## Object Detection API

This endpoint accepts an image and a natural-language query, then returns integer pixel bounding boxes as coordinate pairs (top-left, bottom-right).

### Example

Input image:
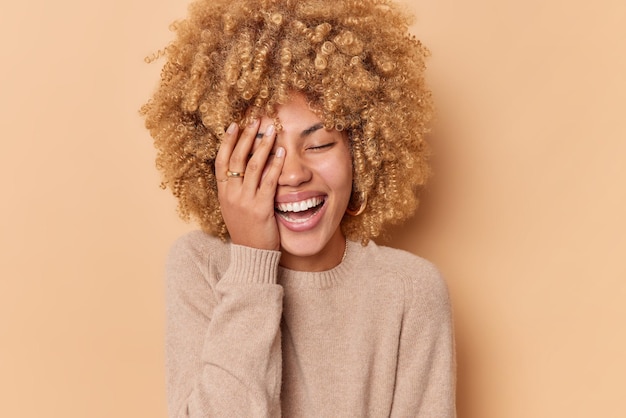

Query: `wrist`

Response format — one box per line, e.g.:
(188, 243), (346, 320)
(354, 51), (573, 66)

(222, 244), (282, 285)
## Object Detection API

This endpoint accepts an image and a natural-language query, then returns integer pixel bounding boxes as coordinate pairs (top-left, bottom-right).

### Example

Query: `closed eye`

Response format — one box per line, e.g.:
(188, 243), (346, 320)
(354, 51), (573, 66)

(307, 142), (335, 151)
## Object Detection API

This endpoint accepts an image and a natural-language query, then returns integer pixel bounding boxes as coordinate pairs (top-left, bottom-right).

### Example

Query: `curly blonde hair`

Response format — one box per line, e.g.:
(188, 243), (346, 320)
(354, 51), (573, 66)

(141, 0), (433, 244)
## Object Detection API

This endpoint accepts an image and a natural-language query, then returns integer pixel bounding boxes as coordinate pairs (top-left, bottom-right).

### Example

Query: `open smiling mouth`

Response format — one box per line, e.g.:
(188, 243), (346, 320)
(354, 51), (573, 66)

(275, 196), (326, 223)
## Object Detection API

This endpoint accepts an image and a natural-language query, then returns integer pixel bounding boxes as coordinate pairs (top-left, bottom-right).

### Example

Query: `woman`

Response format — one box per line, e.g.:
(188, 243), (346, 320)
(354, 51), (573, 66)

(142, 0), (456, 416)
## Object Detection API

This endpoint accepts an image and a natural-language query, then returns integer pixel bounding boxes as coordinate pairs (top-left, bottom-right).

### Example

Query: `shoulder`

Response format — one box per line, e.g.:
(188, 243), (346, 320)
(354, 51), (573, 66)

(167, 230), (227, 266)
(165, 230), (229, 290)
(362, 241), (442, 286)
(363, 242), (451, 317)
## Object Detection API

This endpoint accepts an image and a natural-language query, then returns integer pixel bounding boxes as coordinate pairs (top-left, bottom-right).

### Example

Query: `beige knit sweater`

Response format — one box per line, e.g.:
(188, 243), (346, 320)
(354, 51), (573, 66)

(165, 231), (456, 417)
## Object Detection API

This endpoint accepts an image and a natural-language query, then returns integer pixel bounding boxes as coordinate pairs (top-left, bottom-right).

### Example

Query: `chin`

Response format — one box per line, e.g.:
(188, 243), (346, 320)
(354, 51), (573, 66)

(279, 231), (327, 258)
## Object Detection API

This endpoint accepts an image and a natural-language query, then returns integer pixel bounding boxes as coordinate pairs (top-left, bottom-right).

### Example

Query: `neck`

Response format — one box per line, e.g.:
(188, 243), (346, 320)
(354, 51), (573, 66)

(279, 229), (346, 272)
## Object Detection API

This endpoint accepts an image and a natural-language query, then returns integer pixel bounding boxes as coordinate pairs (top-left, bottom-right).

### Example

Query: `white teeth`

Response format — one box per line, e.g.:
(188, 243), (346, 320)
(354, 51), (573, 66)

(276, 197), (324, 213)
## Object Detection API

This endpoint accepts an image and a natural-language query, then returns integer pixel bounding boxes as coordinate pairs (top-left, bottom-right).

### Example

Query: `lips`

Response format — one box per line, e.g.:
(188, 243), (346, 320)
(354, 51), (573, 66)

(275, 195), (327, 229)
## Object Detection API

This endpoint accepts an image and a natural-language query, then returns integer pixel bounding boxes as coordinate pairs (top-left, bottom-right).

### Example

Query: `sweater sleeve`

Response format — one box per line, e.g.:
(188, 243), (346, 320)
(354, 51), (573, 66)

(165, 235), (284, 418)
(389, 262), (457, 418)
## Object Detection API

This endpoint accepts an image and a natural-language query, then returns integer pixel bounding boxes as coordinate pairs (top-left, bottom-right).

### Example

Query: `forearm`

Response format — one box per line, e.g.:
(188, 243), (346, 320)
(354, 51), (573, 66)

(166, 239), (284, 417)
(183, 282), (283, 417)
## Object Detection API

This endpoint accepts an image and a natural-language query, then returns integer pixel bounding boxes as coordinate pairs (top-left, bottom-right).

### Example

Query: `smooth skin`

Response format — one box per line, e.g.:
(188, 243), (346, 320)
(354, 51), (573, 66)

(215, 93), (353, 272)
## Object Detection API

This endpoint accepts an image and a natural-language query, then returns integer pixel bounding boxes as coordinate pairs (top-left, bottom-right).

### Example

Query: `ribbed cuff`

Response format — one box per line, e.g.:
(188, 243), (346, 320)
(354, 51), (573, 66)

(221, 244), (282, 285)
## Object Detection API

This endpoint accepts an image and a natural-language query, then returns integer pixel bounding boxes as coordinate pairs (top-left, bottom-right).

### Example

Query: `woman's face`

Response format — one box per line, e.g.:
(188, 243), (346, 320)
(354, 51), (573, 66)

(257, 94), (353, 271)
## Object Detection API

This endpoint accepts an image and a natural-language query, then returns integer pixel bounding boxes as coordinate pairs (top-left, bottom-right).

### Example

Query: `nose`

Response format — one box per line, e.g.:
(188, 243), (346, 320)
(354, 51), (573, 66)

(278, 150), (312, 187)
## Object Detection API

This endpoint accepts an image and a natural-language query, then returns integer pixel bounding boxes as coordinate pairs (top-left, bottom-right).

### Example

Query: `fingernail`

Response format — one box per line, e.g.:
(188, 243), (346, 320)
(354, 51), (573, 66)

(276, 147), (285, 158)
(227, 122), (237, 133)
(265, 124), (275, 136)
(249, 118), (259, 127)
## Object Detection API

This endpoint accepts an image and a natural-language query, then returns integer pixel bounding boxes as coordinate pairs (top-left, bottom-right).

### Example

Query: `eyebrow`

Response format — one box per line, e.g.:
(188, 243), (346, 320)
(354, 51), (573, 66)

(256, 122), (325, 139)
(301, 123), (324, 137)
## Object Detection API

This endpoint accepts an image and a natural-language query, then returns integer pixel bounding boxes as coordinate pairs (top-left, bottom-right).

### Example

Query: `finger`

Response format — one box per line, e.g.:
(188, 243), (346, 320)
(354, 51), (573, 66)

(257, 145), (285, 199)
(228, 118), (260, 174)
(215, 122), (239, 183)
(241, 124), (276, 193)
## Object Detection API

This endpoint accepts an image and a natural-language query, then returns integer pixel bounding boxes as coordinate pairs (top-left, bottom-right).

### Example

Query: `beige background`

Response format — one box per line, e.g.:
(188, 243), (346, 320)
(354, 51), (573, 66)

(1, 0), (624, 417)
